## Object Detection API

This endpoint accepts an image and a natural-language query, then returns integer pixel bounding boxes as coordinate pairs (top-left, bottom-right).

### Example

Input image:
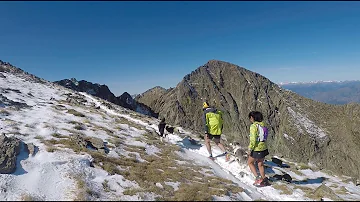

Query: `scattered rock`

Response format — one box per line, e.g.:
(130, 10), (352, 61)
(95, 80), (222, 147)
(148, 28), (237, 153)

(86, 137), (104, 149)
(313, 183), (342, 200)
(69, 134), (88, 148)
(0, 134), (21, 174)
(54, 105), (67, 110)
(95, 106), (100, 109)
(69, 134), (108, 154)
(0, 73), (5, 78)
(25, 143), (37, 157)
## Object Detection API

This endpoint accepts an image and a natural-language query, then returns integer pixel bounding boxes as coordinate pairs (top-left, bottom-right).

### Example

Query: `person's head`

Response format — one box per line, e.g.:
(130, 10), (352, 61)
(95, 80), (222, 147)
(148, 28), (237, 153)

(203, 101), (210, 110)
(161, 117), (165, 122)
(248, 111), (263, 123)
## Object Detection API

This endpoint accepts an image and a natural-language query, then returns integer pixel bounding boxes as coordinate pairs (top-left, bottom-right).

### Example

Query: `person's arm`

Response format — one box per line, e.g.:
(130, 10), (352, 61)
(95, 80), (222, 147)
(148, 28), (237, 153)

(248, 124), (257, 151)
(202, 112), (208, 133)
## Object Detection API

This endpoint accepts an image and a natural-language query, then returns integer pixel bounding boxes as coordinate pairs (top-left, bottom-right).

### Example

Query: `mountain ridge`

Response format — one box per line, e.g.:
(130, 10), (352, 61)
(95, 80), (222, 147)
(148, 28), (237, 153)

(136, 59), (360, 179)
(54, 78), (159, 118)
(280, 80), (360, 105)
(1, 59), (360, 200)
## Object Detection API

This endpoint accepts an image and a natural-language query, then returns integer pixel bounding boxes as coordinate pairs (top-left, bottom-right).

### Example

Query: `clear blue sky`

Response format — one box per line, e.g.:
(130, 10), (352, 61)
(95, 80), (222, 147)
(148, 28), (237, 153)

(1, 1), (360, 95)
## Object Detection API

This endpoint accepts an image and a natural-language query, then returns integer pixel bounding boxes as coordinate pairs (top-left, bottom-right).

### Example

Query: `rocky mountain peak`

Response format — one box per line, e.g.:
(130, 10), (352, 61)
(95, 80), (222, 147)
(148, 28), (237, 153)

(136, 60), (360, 179)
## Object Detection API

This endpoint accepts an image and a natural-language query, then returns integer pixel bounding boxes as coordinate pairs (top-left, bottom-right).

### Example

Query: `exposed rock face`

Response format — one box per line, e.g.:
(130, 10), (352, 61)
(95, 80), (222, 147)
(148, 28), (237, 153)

(69, 134), (108, 154)
(136, 60), (360, 178)
(0, 60), (47, 84)
(135, 86), (168, 109)
(25, 143), (37, 157)
(0, 134), (21, 174)
(54, 78), (158, 118)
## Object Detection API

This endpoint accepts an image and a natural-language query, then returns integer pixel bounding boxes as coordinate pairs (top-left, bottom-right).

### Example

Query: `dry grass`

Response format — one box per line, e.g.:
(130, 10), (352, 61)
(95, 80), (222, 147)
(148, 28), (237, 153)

(102, 180), (111, 192)
(297, 163), (311, 170)
(294, 185), (314, 194)
(74, 125), (86, 130)
(20, 193), (38, 201)
(37, 123), (243, 200)
(34, 135), (44, 140)
(73, 175), (87, 201)
(0, 109), (10, 116)
(272, 184), (294, 195)
(91, 124), (115, 136)
(67, 109), (85, 117)
(295, 185), (342, 201)
(105, 143), (243, 200)
(329, 184), (339, 188)
(108, 138), (125, 147)
(46, 146), (57, 153)
(123, 188), (144, 196)
(335, 186), (349, 195)
(42, 137), (87, 153)
(68, 120), (82, 125)
(51, 133), (68, 138)
(115, 117), (146, 130)
(82, 119), (91, 124)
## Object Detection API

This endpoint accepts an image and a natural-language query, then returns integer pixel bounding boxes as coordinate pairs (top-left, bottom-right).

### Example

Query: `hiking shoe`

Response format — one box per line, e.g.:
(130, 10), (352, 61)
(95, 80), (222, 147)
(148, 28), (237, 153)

(208, 156), (215, 161)
(258, 177), (270, 187)
(253, 176), (263, 186)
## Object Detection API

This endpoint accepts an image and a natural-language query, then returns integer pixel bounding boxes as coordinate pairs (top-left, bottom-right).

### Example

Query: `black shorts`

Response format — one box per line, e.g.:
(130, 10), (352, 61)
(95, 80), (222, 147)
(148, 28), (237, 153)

(250, 149), (269, 159)
(206, 133), (221, 140)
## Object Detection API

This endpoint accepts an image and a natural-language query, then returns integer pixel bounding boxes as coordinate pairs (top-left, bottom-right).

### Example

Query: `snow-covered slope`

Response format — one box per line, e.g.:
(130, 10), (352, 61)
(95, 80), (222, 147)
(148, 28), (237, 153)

(1, 70), (360, 201)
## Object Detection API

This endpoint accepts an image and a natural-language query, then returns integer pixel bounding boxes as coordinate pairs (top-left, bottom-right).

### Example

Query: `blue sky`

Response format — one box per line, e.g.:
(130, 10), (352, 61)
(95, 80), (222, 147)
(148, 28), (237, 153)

(1, 1), (360, 95)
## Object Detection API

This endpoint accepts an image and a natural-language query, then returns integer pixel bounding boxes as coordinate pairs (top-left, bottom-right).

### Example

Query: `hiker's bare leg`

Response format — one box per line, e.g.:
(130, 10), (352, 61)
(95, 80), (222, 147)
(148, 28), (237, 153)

(204, 134), (212, 156)
(214, 138), (226, 153)
(257, 158), (266, 179)
(247, 156), (258, 177)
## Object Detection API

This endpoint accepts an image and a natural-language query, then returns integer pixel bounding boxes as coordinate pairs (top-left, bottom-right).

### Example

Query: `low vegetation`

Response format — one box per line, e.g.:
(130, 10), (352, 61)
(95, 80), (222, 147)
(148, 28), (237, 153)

(102, 180), (111, 192)
(67, 109), (85, 117)
(73, 175), (88, 201)
(115, 117), (146, 131)
(20, 193), (39, 201)
(34, 135), (44, 140)
(51, 133), (68, 138)
(0, 109), (10, 116)
(272, 184), (294, 195)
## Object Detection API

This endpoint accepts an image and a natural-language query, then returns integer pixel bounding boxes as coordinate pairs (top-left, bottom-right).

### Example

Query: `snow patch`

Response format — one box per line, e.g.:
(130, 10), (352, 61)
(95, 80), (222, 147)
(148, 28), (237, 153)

(287, 107), (327, 139)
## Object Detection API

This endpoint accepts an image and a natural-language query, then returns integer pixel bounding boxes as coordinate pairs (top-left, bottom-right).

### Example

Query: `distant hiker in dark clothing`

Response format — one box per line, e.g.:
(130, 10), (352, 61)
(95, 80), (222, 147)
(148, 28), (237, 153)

(158, 118), (166, 137)
(247, 111), (270, 187)
(202, 101), (230, 161)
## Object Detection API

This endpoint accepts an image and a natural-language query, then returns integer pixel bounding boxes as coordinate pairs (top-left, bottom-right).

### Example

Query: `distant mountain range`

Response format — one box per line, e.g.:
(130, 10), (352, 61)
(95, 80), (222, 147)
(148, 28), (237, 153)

(54, 78), (158, 118)
(279, 80), (360, 105)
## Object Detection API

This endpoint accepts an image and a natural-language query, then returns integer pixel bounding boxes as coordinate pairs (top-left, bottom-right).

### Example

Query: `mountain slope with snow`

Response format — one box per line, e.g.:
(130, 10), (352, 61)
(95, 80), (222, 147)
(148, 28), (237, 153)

(1, 62), (360, 201)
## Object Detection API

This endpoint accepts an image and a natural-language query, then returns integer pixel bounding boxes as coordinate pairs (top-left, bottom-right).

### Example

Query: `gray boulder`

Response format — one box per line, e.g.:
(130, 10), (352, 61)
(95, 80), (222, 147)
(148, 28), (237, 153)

(25, 143), (37, 157)
(0, 134), (21, 174)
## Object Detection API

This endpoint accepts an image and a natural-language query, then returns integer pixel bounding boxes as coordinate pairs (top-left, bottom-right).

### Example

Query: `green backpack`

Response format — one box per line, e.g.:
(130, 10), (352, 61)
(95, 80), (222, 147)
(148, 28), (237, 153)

(206, 110), (223, 135)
